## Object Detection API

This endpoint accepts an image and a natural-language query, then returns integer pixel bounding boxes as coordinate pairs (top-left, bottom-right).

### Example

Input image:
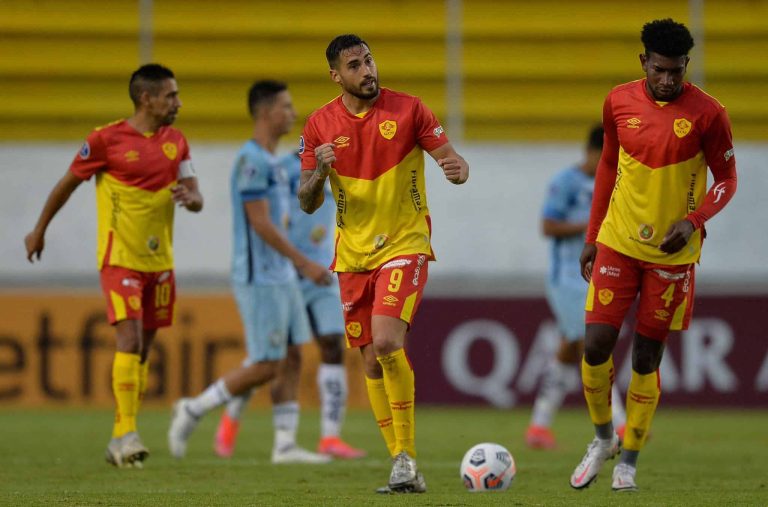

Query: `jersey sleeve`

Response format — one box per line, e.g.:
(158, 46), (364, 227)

(685, 108), (737, 230)
(542, 172), (571, 221)
(235, 151), (270, 202)
(413, 98), (449, 152)
(586, 94), (619, 243)
(300, 117), (319, 172)
(69, 130), (108, 180)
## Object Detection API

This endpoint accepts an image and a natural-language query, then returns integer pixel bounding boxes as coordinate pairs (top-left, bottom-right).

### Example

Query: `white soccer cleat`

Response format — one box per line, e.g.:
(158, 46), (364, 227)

(376, 471), (427, 494)
(168, 398), (199, 459)
(612, 463), (638, 492)
(105, 437), (125, 468)
(271, 444), (332, 464)
(388, 451), (419, 491)
(569, 433), (621, 489)
(120, 431), (149, 467)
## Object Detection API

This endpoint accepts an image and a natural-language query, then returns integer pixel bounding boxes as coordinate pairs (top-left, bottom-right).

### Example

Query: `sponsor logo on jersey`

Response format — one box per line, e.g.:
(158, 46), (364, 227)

(673, 118), (692, 138)
(724, 148), (734, 162)
(626, 118), (641, 129)
(412, 254), (426, 286)
(433, 125), (445, 138)
(158, 271), (171, 282)
(128, 295), (142, 311)
(654, 309), (670, 321)
(598, 288), (614, 305)
(638, 224), (655, 241)
(121, 278), (141, 288)
(382, 295), (399, 307)
(147, 236), (159, 251)
(333, 135), (350, 148)
(162, 142), (178, 160)
(378, 120), (397, 140)
(298, 135), (305, 154)
(598, 265), (621, 278)
(713, 181), (728, 203)
(341, 301), (353, 312)
(124, 150), (140, 162)
(79, 142), (91, 159)
(155, 308), (169, 320)
(652, 269), (686, 281)
(346, 321), (362, 338)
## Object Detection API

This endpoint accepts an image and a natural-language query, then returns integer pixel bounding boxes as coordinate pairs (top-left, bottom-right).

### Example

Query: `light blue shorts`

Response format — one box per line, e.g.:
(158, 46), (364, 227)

(299, 275), (344, 338)
(545, 280), (588, 342)
(232, 280), (311, 362)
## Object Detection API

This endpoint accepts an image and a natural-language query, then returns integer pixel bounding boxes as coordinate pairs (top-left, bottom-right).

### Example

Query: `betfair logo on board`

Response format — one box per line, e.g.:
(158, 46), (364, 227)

(674, 118), (692, 138)
(379, 120), (397, 140)
(162, 142), (178, 160)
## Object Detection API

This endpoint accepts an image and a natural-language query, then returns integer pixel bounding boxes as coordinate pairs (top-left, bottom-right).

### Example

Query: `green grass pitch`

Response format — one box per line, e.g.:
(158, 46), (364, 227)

(1, 407), (766, 506)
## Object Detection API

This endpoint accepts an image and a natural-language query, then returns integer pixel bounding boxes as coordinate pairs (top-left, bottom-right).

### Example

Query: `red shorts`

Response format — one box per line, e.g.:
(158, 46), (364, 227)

(99, 266), (176, 329)
(585, 244), (695, 341)
(337, 254), (429, 348)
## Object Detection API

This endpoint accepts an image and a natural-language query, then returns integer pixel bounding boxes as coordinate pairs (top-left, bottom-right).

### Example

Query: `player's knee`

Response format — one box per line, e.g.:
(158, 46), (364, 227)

(557, 340), (584, 364)
(284, 345), (302, 370)
(362, 353), (382, 379)
(632, 336), (664, 374)
(584, 324), (619, 365)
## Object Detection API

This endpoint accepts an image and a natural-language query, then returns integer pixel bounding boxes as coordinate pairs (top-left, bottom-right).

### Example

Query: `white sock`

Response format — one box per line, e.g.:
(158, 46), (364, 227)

(273, 401), (299, 451)
(611, 384), (627, 429)
(530, 358), (571, 428)
(225, 388), (254, 420)
(317, 363), (347, 439)
(187, 379), (232, 418)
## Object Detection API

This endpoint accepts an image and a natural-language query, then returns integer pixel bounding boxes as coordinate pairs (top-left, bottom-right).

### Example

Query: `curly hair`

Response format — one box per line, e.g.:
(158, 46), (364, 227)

(641, 18), (695, 57)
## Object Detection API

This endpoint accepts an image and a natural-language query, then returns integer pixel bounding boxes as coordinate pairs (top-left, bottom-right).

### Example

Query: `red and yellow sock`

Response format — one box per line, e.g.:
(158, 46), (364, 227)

(581, 356), (615, 426)
(378, 348), (416, 457)
(624, 369), (661, 451)
(112, 351), (140, 438)
(365, 376), (397, 457)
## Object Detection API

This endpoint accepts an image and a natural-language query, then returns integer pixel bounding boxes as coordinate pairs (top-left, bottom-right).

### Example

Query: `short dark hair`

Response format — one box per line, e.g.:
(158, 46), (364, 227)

(247, 80), (288, 116)
(587, 125), (604, 151)
(326, 34), (369, 68)
(641, 18), (694, 58)
(129, 64), (175, 106)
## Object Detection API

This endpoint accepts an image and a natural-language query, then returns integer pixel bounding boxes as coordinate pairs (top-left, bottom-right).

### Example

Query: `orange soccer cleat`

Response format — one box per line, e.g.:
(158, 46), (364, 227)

(214, 412), (240, 458)
(525, 425), (557, 450)
(317, 436), (367, 459)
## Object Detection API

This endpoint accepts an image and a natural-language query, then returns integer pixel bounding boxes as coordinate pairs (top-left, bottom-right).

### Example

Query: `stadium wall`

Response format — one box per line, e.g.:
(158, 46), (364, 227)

(3, 143), (767, 294)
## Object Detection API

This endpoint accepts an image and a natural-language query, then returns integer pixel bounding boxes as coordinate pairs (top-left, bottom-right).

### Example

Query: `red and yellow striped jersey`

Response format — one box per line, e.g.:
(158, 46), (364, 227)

(300, 88), (449, 272)
(588, 80), (737, 264)
(69, 120), (193, 272)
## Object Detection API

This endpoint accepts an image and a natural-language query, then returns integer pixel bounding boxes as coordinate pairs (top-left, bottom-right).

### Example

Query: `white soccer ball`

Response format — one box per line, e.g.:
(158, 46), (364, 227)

(460, 442), (516, 492)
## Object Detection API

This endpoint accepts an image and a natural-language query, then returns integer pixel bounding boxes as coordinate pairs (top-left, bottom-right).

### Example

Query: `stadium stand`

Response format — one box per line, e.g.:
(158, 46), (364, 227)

(0, 0), (766, 141)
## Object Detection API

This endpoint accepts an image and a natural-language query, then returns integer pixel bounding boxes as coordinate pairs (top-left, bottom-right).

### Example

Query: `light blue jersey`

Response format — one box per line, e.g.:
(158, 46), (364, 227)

(284, 151), (345, 337)
(230, 141), (296, 286)
(542, 165), (594, 341)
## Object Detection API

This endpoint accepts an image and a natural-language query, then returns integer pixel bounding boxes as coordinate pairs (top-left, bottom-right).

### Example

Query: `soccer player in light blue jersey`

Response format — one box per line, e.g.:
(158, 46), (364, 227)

(212, 151), (366, 460)
(526, 125), (626, 450)
(168, 80), (331, 464)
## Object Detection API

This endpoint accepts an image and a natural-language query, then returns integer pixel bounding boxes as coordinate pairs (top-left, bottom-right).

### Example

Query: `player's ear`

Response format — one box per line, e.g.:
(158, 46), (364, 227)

(330, 68), (341, 85)
(639, 53), (648, 72)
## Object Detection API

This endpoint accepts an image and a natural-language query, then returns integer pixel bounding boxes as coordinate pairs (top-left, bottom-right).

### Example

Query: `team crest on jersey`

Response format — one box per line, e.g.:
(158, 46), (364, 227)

(346, 321), (362, 338)
(673, 118), (692, 138)
(638, 224), (655, 241)
(379, 120), (397, 140)
(162, 142), (178, 160)
(147, 236), (159, 251)
(598, 289), (614, 306)
(373, 234), (389, 250)
(128, 296), (142, 311)
(79, 141), (91, 159)
(125, 150), (140, 162)
(310, 225), (327, 244)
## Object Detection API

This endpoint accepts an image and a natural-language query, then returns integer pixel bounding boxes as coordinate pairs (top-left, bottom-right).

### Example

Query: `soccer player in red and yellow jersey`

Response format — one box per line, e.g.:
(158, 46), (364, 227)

(569, 20), (737, 492)
(24, 64), (203, 469)
(299, 34), (469, 493)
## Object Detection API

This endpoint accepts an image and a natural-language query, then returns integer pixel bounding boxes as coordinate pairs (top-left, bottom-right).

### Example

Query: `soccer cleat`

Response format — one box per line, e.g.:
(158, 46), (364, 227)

(214, 412), (240, 458)
(271, 444), (332, 464)
(105, 437), (125, 468)
(612, 463), (638, 492)
(120, 432), (149, 467)
(168, 398), (200, 459)
(376, 471), (427, 494)
(388, 451), (419, 491)
(525, 425), (557, 450)
(569, 433), (621, 489)
(317, 436), (367, 459)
